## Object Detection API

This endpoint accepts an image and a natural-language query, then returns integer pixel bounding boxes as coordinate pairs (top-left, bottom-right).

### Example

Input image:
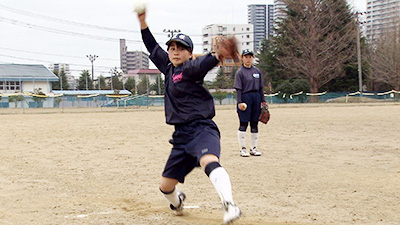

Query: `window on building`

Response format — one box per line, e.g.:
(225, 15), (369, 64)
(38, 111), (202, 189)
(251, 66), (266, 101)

(0, 81), (21, 91)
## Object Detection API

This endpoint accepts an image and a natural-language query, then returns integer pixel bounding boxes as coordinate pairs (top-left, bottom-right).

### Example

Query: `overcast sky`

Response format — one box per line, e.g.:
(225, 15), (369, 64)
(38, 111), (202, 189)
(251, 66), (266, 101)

(0, 0), (367, 77)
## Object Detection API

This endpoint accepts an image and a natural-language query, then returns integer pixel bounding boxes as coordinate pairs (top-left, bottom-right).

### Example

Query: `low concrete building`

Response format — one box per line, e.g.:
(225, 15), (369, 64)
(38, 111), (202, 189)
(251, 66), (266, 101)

(0, 64), (59, 94)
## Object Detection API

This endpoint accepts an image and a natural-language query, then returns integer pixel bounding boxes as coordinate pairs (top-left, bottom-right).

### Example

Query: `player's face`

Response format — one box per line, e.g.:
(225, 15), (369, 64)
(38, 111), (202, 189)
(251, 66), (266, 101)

(242, 55), (254, 68)
(168, 42), (192, 67)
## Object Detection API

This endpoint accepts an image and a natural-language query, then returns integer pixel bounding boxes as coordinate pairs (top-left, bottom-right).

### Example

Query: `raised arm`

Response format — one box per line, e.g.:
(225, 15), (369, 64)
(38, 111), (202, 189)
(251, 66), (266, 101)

(136, 11), (169, 73)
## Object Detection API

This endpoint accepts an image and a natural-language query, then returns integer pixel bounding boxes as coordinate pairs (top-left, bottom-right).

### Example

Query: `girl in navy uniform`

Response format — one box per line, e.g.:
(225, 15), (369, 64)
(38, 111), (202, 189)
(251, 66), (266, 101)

(137, 11), (241, 224)
(234, 49), (266, 157)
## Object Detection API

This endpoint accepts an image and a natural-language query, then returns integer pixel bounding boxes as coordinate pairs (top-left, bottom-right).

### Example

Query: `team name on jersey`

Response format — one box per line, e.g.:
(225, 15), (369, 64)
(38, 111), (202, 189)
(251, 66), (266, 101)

(173, 72), (183, 83)
(253, 73), (260, 79)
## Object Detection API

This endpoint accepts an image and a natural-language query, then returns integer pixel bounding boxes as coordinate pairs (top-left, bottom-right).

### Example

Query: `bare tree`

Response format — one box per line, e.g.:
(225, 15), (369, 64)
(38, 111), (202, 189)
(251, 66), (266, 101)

(276, 0), (357, 101)
(368, 20), (400, 92)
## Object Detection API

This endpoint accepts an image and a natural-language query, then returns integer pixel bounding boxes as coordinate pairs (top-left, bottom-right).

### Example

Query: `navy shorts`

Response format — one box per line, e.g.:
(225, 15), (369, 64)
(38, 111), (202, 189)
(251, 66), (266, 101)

(162, 118), (221, 183)
(237, 91), (262, 122)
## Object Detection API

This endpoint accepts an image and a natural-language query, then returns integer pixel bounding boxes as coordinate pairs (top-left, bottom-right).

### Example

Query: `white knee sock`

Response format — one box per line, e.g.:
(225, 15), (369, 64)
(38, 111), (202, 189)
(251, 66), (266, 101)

(251, 132), (259, 149)
(162, 187), (181, 207)
(209, 167), (234, 204)
(238, 131), (246, 149)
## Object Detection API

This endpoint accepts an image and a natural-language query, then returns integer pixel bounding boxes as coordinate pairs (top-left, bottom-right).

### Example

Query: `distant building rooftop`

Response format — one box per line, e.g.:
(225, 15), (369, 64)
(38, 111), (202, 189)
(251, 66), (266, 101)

(0, 64), (58, 81)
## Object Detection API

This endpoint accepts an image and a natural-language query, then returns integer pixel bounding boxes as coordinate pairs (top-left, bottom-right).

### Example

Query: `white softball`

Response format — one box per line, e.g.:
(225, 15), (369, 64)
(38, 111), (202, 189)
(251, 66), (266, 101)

(133, 0), (146, 14)
(239, 103), (247, 111)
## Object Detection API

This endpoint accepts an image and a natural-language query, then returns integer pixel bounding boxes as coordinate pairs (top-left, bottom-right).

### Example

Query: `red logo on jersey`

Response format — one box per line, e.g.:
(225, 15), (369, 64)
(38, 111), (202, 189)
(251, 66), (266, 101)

(173, 72), (183, 83)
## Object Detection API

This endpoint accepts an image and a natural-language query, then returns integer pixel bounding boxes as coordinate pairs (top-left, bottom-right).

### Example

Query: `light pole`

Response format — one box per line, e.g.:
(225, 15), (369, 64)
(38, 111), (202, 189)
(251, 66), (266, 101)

(59, 71), (63, 91)
(163, 29), (181, 38)
(86, 54), (98, 90)
(355, 12), (366, 93)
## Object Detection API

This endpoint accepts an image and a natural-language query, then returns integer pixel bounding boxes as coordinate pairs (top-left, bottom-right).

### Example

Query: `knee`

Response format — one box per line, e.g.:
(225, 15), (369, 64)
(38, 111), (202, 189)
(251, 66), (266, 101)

(159, 177), (178, 193)
(199, 154), (219, 169)
(239, 122), (248, 132)
(250, 121), (258, 133)
(204, 161), (222, 177)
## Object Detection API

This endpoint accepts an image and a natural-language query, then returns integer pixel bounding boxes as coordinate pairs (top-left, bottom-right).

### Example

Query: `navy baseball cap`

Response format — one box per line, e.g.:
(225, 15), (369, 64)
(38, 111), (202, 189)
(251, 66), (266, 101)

(242, 49), (254, 56)
(166, 33), (193, 52)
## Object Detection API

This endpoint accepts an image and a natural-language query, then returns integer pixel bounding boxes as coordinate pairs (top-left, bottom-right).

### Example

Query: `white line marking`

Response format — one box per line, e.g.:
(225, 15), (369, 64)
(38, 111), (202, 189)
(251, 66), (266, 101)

(183, 205), (200, 209)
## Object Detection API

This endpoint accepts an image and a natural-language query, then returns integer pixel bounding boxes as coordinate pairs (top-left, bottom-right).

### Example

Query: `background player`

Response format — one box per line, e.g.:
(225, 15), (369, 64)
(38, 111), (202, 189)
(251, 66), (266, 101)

(234, 49), (266, 157)
(136, 10), (241, 224)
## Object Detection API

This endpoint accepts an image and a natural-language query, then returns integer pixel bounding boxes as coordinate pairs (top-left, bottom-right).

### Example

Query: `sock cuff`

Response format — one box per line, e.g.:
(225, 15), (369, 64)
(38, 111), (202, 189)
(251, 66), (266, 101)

(205, 161), (221, 177)
(160, 187), (175, 195)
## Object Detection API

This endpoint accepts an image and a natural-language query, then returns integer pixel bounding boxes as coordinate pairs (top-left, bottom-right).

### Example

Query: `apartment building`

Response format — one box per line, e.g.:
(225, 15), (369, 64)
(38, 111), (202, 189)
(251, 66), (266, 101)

(202, 24), (254, 54)
(248, 4), (267, 51)
(48, 63), (76, 89)
(365, 0), (400, 40)
(273, 0), (287, 28)
(120, 39), (149, 74)
(202, 24), (254, 75)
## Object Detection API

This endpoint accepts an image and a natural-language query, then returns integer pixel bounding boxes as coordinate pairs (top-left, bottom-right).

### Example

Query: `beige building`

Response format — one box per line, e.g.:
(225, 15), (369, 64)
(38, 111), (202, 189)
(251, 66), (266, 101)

(202, 24), (254, 55)
(120, 39), (149, 74)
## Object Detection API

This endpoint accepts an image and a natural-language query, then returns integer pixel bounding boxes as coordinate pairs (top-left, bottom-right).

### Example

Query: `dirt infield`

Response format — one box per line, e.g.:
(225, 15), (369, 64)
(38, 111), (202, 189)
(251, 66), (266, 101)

(1, 103), (399, 225)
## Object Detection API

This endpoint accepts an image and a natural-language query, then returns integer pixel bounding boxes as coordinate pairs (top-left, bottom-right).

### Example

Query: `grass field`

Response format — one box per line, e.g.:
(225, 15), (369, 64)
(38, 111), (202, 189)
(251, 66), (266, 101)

(1, 103), (399, 224)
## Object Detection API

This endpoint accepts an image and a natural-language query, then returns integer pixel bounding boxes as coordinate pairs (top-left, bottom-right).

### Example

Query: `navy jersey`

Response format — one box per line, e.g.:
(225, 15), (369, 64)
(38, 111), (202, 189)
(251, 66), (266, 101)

(234, 65), (265, 103)
(141, 28), (219, 124)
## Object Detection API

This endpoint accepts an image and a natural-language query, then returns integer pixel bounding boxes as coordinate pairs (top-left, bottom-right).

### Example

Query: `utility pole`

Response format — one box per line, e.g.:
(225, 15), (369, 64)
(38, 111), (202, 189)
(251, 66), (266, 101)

(60, 70), (63, 91)
(86, 54), (98, 90)
(163, 29), (181, 38)
(355, 12), (366, 93)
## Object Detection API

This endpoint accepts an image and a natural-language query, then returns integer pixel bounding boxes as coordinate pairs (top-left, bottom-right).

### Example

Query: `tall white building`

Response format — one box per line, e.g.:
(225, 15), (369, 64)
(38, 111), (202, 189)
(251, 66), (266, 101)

(267, 4), (275, 39)
(365, 0), (400, 41)
(48, 63), (76, 90)
(248, 4), (267, 51)
(202, 24), (254, 54)
(273, 0), (287, 29)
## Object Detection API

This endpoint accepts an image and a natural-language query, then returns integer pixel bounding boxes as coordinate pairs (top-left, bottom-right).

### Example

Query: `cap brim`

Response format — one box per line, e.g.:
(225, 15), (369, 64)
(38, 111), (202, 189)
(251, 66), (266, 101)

(166, 38), (191, 49)
(242, 53), (254, 56)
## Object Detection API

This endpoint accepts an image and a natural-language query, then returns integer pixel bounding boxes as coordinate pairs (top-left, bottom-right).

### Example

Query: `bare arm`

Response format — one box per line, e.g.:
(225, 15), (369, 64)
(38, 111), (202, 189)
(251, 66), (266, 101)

(137, 12), (148, 30)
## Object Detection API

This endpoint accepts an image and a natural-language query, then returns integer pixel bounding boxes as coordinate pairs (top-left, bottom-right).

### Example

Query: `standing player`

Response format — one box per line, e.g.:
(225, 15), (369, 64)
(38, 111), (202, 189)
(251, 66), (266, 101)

(136, 11), (241, 224)
(234, 49), (266, 157)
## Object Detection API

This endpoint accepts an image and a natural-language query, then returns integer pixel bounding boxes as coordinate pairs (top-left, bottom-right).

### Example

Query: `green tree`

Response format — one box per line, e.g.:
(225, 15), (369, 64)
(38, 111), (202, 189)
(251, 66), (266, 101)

(275, 79), (310, 94)
(125, 77), (136, 94)
(256, 38), (289, 93)
(229, 66), (239, 89)
(109, 67), (123, 90)
(32, 88), (46, 108)
(52, 69), (69, 90)
(55, 97), (63, 108)
(212, 91), (229, 105)
(98, 75), (107, 90)
(8, 94), (24, 108)
(149, 75), (165, 95)
(137, 76), (149, 95)
(213, 67), (230, 89)
(78, 70), (92, 90)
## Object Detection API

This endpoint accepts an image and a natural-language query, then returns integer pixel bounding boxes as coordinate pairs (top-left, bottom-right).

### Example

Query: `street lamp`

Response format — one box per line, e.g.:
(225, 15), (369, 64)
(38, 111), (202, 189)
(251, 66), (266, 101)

(163, 29), (181, 38)
(86, 54), (98, 90)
